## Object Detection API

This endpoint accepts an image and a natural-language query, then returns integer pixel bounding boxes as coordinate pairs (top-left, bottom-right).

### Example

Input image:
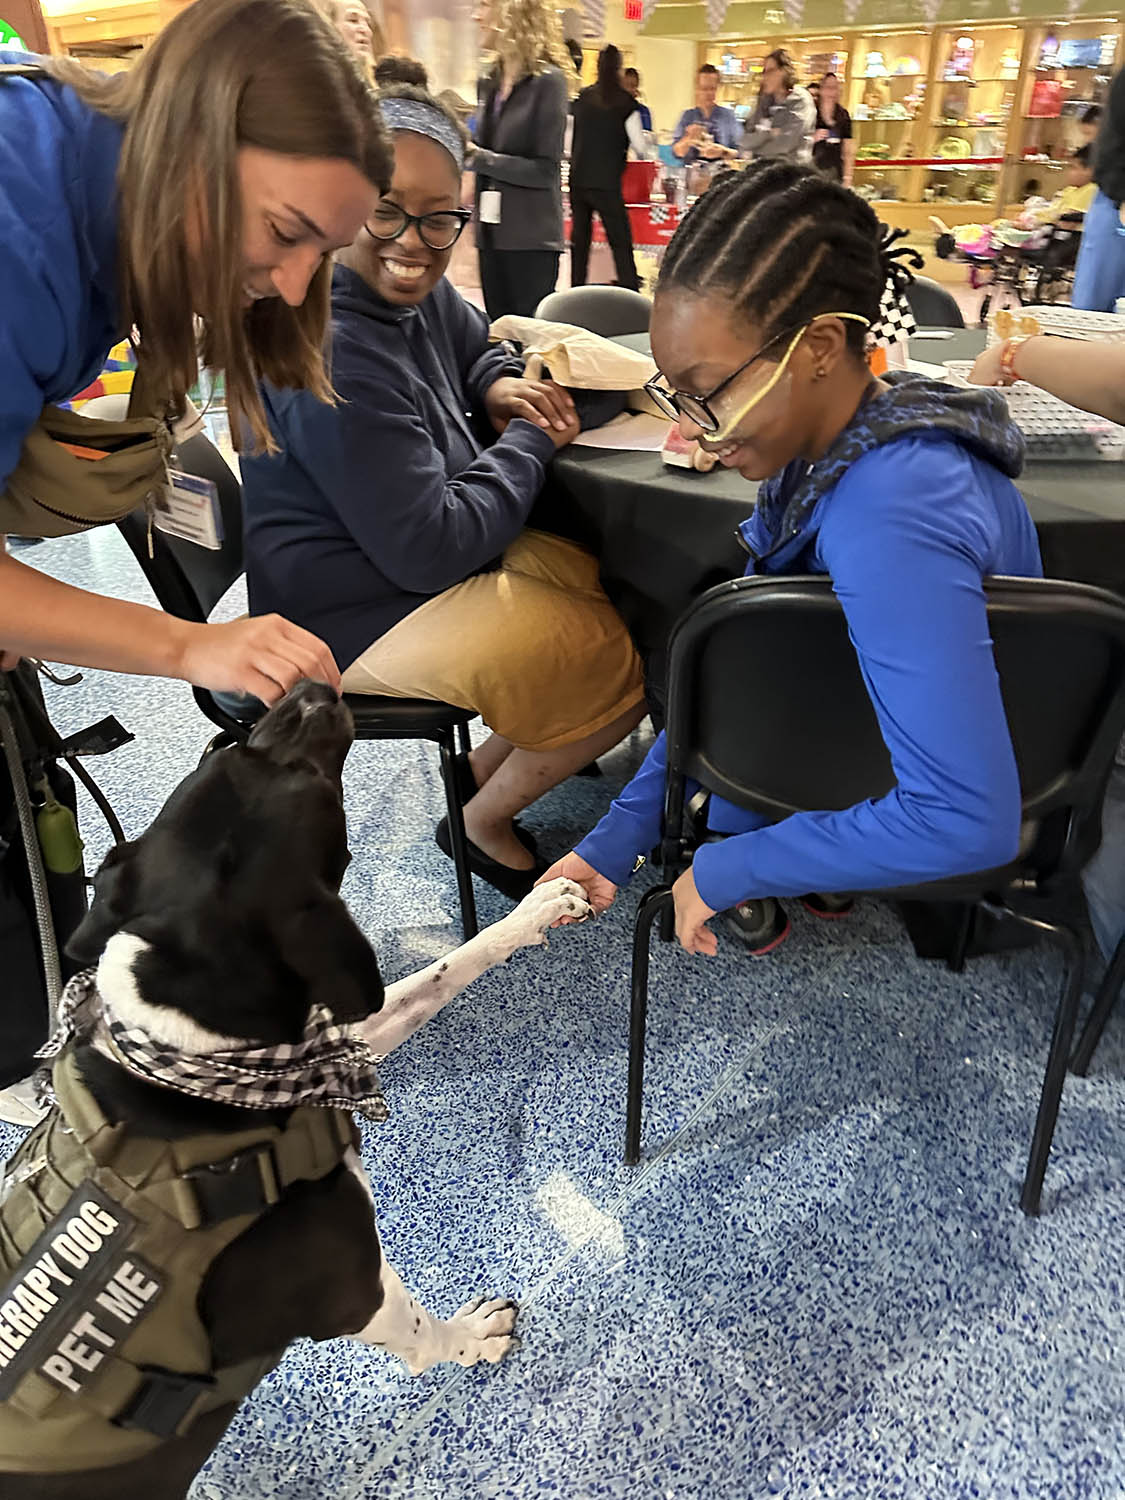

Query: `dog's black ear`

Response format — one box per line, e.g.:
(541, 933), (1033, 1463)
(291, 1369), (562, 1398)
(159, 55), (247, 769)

(66, 841), (142, 965)
(275, 892), (384, 1024)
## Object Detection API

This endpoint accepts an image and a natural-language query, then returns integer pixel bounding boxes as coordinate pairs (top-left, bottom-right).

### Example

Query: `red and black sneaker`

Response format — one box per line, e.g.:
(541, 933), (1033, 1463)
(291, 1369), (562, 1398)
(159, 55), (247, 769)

(721, 897), (791, 956)
(800, 892), (855, 920)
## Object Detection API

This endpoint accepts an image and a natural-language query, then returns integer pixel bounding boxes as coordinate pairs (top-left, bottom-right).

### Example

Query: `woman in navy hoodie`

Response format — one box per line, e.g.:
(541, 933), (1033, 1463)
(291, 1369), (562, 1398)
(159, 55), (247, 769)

(0, 0), (388, 701)
(538, 163), (1042, 957)
(242, 87), (646, 899)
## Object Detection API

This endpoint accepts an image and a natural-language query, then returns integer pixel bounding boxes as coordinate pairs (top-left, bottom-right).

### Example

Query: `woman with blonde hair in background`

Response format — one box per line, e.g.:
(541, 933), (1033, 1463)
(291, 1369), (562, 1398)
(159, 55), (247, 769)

(470, 0), (575, 318)
(321, 0), (382, 83)
(0, 0), (391, 1122)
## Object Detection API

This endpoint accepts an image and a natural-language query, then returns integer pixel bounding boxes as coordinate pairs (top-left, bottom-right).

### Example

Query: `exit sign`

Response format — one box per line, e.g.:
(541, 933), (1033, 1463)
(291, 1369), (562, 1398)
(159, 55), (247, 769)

(624, 0), (643, 19)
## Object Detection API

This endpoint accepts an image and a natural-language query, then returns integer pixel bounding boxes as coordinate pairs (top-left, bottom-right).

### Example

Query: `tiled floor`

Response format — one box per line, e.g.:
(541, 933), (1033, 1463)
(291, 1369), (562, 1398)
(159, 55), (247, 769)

(3, 529), (1124, 1499)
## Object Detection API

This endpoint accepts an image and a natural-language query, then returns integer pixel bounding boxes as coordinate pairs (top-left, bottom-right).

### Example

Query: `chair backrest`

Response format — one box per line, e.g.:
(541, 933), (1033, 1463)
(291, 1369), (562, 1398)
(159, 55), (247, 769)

(904, 274), (966, 329)
(534, 286), (652, 337)
(664, 575), (1125, 876)
(1041, 220), (1084, 271)
(117, 432), (245, 624)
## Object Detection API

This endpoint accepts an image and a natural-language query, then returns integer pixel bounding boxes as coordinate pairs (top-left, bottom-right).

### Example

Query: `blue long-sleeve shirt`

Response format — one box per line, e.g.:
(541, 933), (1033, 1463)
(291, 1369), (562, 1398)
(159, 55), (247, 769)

(577, 382), (1043, 913)
(673, 103), (741, 163)
(0, 52), (123, 491)
(242, 266), (556, 672)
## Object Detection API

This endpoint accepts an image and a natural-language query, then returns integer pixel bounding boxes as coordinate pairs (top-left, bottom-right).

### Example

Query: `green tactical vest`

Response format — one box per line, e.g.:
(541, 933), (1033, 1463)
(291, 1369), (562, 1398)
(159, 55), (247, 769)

(0, 1047), (357, 1474)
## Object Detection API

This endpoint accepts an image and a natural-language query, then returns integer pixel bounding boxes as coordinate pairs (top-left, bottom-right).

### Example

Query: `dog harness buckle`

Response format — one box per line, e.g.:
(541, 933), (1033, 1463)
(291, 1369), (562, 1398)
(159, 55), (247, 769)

(173, 1144), (280, 1229)
(114, 1365), (215, 1439)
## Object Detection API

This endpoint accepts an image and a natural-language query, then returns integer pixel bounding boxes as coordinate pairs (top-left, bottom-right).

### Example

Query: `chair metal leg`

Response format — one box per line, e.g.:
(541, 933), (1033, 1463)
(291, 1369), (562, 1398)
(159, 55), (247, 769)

(1071, 931), (1125, 1077)
(438, 731), (478, 941)
(993, 907), (1085, 1216)
(626, 886), (674, 1165)
(456, 720), (473, 758)
(658, 898), (675, 943)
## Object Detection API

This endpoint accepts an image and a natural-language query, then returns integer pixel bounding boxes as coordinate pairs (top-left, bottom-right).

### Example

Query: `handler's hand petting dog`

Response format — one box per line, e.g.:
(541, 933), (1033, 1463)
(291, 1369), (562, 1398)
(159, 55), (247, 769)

(0, 680), (590, 1500)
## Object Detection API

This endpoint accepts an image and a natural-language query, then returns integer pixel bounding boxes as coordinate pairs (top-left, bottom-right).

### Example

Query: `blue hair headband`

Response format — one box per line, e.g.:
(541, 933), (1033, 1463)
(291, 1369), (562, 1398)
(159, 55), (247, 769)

(379, 97), (464, 170)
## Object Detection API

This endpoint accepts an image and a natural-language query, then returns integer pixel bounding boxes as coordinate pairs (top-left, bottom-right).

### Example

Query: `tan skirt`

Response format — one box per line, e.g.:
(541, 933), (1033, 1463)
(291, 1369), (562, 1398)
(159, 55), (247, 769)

(341, 529), (645, 752)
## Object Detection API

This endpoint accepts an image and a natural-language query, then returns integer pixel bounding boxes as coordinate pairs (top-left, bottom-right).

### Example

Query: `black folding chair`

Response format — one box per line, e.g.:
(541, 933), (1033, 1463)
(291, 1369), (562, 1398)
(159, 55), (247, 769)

(1025, 216), (1085, 306)
(535, 286), (652, 337)
(904, 274), (966, 329)
(117, 432), (479, 939)
(626, 575), (1125, 1216)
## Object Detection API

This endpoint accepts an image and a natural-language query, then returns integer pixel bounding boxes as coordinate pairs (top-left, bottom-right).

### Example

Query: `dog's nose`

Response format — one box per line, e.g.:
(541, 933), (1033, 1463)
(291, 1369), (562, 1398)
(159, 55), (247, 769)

(288, 679), (340, 714)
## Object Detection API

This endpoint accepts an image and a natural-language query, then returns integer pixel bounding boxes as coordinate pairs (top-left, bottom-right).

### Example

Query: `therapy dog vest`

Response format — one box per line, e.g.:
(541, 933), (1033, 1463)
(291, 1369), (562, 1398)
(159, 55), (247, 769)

(0, 1047), (356, 1473)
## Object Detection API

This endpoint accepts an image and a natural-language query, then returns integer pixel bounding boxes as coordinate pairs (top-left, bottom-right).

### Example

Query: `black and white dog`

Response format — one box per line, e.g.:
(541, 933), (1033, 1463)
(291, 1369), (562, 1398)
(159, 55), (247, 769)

(1, 680), (589, 1498)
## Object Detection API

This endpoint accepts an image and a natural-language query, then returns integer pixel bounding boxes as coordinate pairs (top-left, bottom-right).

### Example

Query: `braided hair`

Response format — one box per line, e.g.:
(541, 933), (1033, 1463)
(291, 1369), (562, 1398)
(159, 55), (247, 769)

(659, 162), (921, 356)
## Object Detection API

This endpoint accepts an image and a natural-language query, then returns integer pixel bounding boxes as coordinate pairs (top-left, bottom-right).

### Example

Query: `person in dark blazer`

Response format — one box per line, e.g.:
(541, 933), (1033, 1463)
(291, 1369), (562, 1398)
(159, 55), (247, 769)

(469, 0), (574, 318)
(569, 44), (646, 293)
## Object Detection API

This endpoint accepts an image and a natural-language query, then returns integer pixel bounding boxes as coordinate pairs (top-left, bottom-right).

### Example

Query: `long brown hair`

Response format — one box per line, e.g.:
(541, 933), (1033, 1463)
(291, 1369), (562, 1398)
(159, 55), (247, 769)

(41, 0), (393, 452)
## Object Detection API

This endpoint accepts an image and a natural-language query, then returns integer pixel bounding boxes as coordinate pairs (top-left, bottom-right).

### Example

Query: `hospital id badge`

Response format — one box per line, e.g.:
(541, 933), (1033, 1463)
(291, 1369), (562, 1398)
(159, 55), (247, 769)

(479, 188), (502, 225)
(154, 469), (223, 551)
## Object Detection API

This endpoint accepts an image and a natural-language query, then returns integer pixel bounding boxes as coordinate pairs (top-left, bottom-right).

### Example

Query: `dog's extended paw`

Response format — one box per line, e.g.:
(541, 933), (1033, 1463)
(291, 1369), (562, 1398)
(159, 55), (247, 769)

(447, 1295), (519, 1367)
(505, 878), (592, 951)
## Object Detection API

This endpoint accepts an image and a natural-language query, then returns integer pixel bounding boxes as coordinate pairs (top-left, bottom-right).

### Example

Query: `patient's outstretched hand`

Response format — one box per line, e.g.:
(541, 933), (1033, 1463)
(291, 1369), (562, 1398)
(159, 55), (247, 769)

(535, 853), (617, 923)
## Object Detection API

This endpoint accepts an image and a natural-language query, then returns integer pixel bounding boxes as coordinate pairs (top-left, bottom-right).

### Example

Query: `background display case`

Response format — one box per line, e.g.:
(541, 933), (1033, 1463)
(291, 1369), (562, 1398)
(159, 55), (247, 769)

(698, 14), (1124, 232)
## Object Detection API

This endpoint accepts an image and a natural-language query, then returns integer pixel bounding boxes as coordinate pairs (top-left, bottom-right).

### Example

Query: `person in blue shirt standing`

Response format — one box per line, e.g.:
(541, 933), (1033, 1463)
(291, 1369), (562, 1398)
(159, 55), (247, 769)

(1071, 66), (1125, 312)
(0, 0), (390, 1127)
(537, 162), (1042, 958)
(0, 0), (388, 700)
(672, 63), (740, 166)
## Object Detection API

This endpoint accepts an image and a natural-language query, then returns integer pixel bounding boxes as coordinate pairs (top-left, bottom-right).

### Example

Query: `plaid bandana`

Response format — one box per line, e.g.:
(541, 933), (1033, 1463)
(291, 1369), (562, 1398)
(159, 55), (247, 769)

(35, 969), (388, 1123)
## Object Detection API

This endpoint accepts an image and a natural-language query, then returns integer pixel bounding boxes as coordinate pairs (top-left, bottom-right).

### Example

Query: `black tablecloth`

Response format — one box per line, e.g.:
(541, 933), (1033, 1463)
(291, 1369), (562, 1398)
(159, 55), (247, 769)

(537, 329), (1125, 682)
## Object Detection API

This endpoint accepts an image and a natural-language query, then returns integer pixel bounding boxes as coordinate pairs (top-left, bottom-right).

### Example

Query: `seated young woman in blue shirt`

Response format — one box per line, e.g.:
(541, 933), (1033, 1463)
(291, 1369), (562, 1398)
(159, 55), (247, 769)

(537, 162), (1042, 955)
(241, 86), (646, 901)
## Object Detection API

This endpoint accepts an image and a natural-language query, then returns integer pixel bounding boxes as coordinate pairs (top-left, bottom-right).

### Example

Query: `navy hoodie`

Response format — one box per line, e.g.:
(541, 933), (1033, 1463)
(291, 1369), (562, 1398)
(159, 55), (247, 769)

(242, 265), (557, 672)
(577, 375), (1044, 911)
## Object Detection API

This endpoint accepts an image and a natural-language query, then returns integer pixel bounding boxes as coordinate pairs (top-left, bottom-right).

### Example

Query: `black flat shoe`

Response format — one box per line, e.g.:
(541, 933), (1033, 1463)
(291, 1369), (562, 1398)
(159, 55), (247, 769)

(434, 816), (549, 901)
(450, 752), (539, 855)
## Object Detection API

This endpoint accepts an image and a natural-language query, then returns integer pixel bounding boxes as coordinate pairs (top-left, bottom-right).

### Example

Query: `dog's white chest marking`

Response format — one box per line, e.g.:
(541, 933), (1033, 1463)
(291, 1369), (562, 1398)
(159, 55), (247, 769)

(97, 934), (242, 1052)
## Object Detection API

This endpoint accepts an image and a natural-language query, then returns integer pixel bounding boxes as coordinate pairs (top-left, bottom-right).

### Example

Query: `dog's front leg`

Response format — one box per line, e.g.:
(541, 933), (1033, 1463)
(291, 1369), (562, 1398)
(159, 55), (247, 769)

(352, 1259), (518, 1376)
(355, 877), (590, 1057)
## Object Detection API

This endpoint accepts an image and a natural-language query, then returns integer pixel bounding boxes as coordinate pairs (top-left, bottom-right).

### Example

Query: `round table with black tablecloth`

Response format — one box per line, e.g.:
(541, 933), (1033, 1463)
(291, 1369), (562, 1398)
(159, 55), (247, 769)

(534, 328), (1125, 710)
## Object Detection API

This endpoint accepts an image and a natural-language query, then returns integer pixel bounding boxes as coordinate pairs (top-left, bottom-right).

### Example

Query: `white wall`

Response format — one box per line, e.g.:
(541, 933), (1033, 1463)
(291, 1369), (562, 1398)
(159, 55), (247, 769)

(631, 36), (696, 135)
